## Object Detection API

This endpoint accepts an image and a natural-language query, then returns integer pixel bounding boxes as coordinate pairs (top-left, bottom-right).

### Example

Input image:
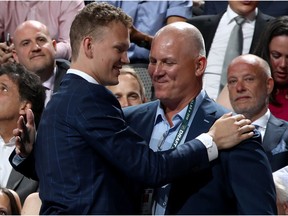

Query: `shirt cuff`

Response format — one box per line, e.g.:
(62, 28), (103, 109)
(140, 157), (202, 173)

(196, 133), (218, 161)
(12, 154), (26, 166)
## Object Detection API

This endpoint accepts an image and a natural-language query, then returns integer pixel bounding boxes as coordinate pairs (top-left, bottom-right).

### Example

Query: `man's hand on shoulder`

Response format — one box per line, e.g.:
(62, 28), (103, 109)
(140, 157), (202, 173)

(208, 112), (255, 150)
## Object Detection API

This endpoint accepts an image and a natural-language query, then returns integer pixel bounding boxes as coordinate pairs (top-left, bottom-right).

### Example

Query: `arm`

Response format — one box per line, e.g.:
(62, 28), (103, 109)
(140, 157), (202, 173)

(225, 132), (277, 214)
(56, 1), (85, 59)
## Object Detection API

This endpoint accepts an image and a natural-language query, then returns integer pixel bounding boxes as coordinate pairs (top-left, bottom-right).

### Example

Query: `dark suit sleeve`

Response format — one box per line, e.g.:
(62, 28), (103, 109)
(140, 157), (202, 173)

(9, 149), (38, 181)
(222, 131), (277, 214)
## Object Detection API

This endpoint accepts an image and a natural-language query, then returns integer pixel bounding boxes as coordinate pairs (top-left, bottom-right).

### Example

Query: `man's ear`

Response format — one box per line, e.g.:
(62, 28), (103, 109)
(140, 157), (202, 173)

(19, 101), (32, 115)
(83, 37), (94, 59)
(195, 55), (207, 77)
(12, 50), (19, 63)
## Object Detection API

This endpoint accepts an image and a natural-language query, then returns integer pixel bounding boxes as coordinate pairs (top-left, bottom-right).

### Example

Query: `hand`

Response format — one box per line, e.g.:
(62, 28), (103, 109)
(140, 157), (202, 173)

(0, 42), (15, 64)
(13, 109), (36, 158)
(208, 112), (255, 150)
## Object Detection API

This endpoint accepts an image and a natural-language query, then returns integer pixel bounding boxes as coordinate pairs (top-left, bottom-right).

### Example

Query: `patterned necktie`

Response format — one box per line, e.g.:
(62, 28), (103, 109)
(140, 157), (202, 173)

(219, 16), (245, 92)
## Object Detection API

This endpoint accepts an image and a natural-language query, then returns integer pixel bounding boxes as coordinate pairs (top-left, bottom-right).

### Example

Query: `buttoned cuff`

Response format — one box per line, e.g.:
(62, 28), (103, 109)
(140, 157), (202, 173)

(12, 154), (26, 166)
(196, 133), (218, 161)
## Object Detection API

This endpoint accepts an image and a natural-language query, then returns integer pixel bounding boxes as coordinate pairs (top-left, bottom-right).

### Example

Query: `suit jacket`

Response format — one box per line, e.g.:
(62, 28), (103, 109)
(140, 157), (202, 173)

(33, 73), (218, 214)
(187, 10), (274, 57)
(123, 94), (277, 214)
(263, 114), (288, 171)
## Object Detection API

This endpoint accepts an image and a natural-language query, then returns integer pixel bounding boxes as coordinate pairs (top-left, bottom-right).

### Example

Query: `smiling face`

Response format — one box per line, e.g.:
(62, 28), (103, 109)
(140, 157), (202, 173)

(12, 21), (56, 81)
(87, 21), (130, 86)
(148, 23), (206, 109)
(227, 55), (274, 121)
(269, 35), (288, 87)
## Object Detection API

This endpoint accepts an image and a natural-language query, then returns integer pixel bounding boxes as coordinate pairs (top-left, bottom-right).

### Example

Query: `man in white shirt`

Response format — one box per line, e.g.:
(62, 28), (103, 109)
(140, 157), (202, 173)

(0, 62), (45, 204)
(227, 54), (288, 172)
(187, 0), (273, 100)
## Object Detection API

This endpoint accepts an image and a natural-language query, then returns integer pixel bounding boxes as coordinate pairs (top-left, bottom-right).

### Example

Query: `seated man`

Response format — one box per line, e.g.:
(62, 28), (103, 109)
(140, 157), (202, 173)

(227, 54), (288, 171)
(0, 62), (45, 204)
(106, 65), (147, 107)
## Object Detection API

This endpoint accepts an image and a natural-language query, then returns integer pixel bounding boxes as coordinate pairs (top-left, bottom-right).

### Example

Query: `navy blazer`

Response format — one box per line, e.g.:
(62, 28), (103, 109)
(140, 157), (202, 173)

(123, 95), (277, 214)
(187, 11), (274, 57)
(263, 114), (288, 171)
(33, 73), (220, 214)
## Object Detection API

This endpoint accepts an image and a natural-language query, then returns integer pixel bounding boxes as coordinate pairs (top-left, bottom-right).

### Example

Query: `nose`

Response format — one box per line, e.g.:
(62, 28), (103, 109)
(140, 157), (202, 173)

(32, 42), (41, 51)
(279, 57), (288, 68)
(119, 97), (129, 108)
(235, 80), (245, 92)
(121, 52), (130, 64)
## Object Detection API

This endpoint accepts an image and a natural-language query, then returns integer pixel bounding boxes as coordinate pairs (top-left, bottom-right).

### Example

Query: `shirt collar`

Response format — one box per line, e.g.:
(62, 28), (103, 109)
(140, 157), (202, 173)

(67, 69), (99, 84)
(226, 4), (257, 23)
(154, 89), (206, 126)
(42, 66), (56, 91)
(252, 109), (271, 129)
(0, 136), (16, 147)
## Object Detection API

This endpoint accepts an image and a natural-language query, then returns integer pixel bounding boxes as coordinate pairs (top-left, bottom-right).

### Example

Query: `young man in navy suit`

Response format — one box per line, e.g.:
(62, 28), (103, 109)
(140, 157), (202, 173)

(123, 22), (276, 214)
(10, 2), (261, 215)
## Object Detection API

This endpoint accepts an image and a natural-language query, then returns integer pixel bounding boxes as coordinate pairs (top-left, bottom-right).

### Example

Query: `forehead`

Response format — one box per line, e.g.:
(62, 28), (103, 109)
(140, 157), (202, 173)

(228, 61), (259, 77)
(14, 24), (48, 41)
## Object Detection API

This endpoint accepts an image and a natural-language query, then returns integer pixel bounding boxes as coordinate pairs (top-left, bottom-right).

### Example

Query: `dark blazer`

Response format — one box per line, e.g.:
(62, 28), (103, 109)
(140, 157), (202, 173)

(32, 73), (219, 214)
(187, 11), (274, 57)
(54, 59), (70, 92)
(123, 94), (277, 214)
(263, 114), (288, 171)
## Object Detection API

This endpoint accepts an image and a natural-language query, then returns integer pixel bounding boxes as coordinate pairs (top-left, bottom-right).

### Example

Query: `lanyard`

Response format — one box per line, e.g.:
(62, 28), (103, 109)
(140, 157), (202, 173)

(171, 100), (195, 149)
(157, 100), (195, 151)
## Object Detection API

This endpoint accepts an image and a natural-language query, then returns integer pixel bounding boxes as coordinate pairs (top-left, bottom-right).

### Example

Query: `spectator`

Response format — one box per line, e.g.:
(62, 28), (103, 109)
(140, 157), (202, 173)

(203, 1), (288, 18)
(226, 54), (288, 171)
(123, 22), (276, 214)
(0, 188), (21, 215)
(253, 16), (288, 121)
(10, 3), (256, 214)
(0, 62), (45, 204)
(106, 65), (147, 107)
(0, 1), (85, 61)
(12, 20), (69, 106)
(273, 166), (288, 215)
(188, 0), (273, 100)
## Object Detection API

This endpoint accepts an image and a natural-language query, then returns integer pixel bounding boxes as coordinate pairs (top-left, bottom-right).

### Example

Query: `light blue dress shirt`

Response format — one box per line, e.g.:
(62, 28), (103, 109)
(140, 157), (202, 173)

(149, 90), (205, 215)
(105, 0), (193, 61)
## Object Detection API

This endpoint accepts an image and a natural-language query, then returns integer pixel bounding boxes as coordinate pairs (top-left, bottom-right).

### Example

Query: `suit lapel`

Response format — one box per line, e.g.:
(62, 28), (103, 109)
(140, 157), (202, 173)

(263, 115), (287, 152)
(186, 95), (218, 141)
(6, 169), (24, 190)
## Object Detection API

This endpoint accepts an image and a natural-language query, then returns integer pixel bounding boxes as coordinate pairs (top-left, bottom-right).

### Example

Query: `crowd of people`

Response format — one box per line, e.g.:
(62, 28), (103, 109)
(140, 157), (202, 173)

(0, 0), (288, 215)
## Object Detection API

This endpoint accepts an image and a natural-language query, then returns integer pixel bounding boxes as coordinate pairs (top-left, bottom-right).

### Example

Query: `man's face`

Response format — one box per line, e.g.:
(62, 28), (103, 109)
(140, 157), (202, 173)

(90, 22), (130, 86)
(227, 59), (273, 120)
(148, 32), (202, 105)
(269, 35), (288, 87)
(229, 0), (258, 17)
(13, 23), (56, 75)
(107, 73), (144, 108)
(0, 74), (24, 123)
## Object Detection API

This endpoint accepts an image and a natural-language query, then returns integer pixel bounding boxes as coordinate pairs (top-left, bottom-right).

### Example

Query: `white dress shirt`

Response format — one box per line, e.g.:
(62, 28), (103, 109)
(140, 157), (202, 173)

(204, 5), (257, 100)
(0, 136), (16, 187)
(252, 109), (270, 142)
